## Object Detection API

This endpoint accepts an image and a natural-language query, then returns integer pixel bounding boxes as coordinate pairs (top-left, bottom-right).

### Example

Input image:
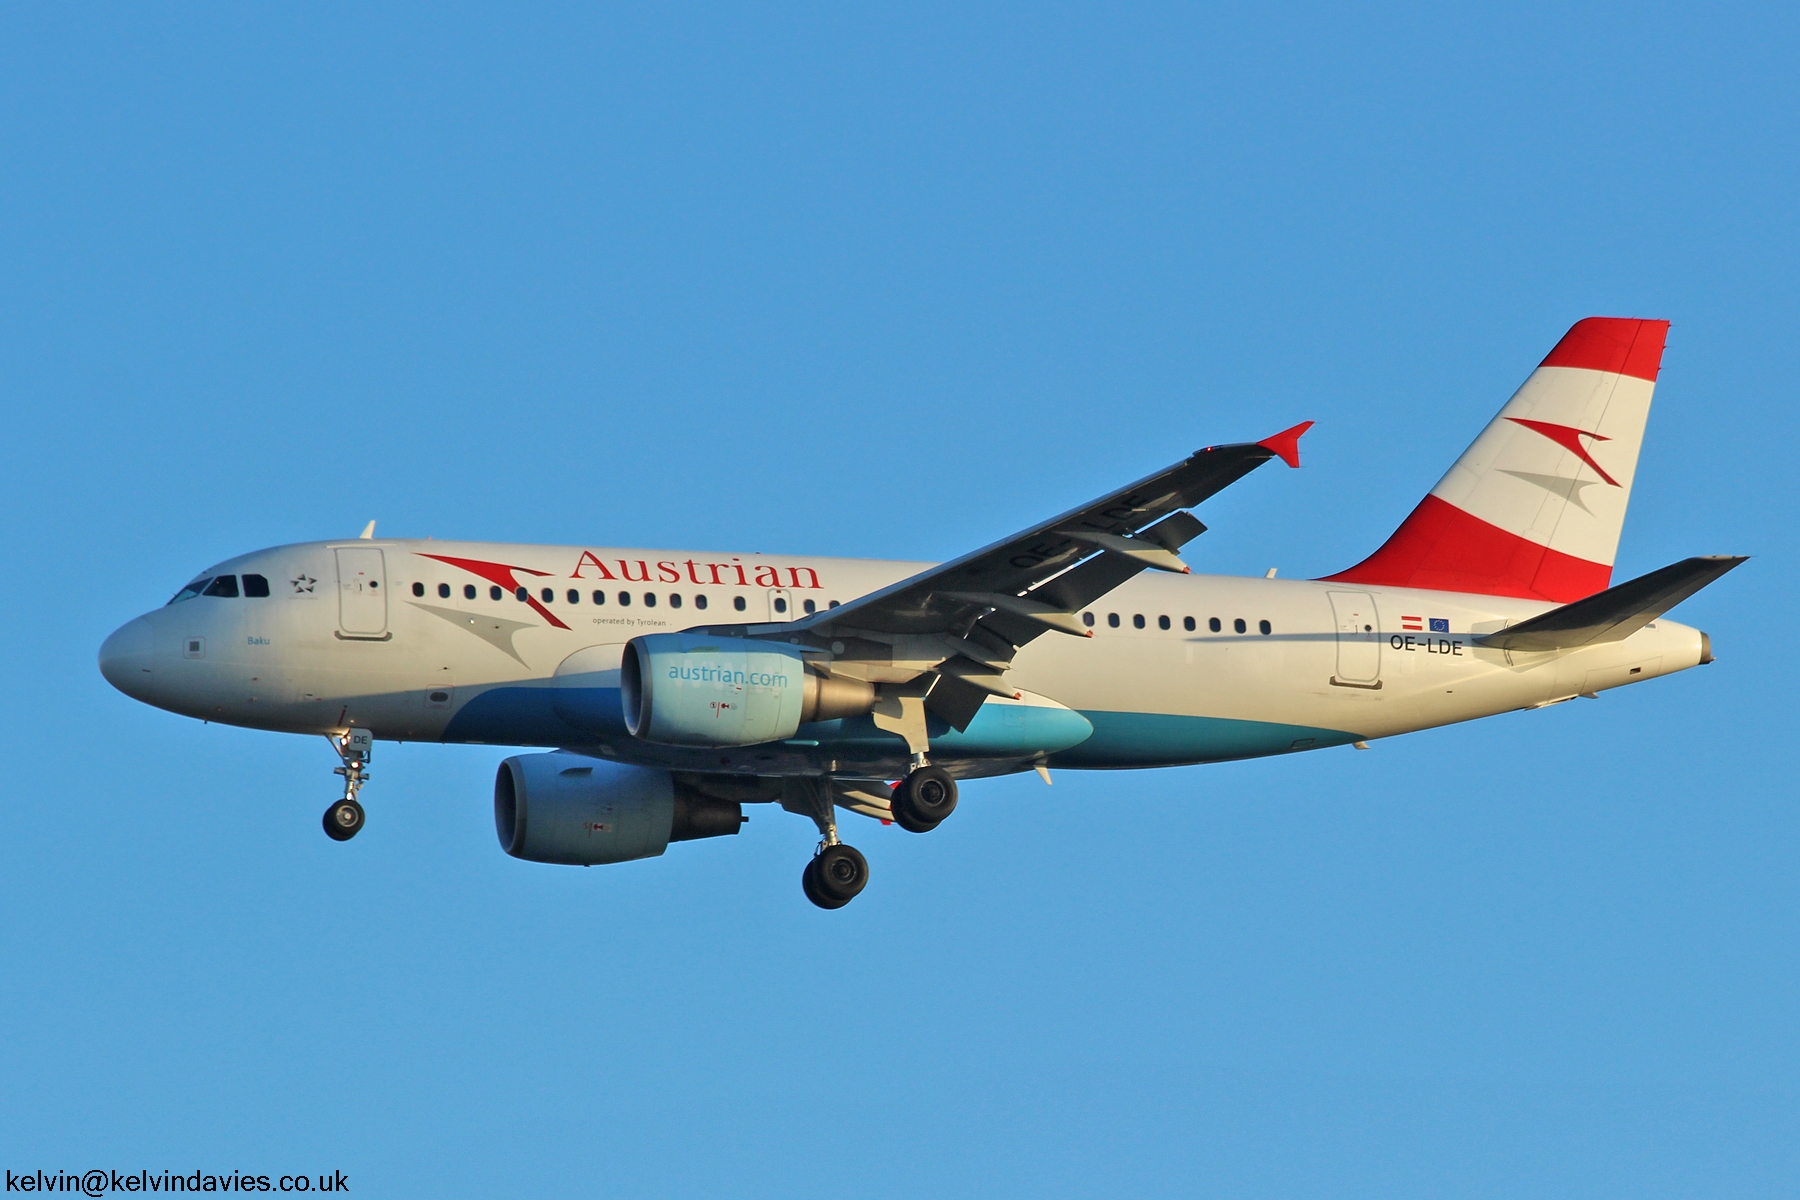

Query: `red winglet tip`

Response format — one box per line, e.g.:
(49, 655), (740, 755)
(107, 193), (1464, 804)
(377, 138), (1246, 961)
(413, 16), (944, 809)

(1258, 420), (1314, 468)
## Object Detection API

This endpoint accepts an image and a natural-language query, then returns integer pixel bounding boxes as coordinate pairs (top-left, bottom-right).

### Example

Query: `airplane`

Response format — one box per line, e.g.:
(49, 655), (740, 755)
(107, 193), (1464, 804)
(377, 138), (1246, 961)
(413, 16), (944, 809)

(98, 317), (1744, 909)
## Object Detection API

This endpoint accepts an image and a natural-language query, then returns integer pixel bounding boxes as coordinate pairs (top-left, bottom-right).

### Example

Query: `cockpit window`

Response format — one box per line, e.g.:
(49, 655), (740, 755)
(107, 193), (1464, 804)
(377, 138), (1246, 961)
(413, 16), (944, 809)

(167, 577), (212, 604)
(203, 575), (240, 598)
(242, 574), (270, 597)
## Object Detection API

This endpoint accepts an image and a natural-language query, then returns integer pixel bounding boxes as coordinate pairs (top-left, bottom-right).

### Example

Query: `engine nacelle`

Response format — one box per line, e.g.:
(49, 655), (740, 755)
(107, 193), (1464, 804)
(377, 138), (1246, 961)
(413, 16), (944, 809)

(621, 633), (875, 747)
(494, 753), (745, 866)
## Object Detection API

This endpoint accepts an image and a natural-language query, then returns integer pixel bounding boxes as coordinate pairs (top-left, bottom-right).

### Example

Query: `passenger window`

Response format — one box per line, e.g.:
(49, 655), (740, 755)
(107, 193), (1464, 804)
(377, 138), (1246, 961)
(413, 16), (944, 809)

(1184, 616), (1195, 631)
(1158, 615), (1170, 630)
(803, 598), (816, 615)
(645, 593), (657, 607)
(541, 588), (555, 603)
(242, 574), (270, 597)
(1107, 613), (1120, 628)
(1132, 614), (1145, 629)
(490, 586), (503, 601)
(516, 587), (528, 601)
(618, 591), (631, 606)
(167, 578), (211, 604)
(566, 589), (580, 604)
(1260, 619), (1272, 635)
(773, 597), (787, 614)
(1083, 612), (1095, 627)
(1234, 618), (1247, 633)
(464, 584), (477, 600)
(412, 582), (425, 597)
(592, 590), (605, 605)
(438, 583), (451, 599)
(733, 596), (747, 612)
(828, 600), (839, 608)
(695, 594), (708, 610)
(670, 594), (683, 608)
(203, 575), (240, 598)
(1209, 617), (1222, 632)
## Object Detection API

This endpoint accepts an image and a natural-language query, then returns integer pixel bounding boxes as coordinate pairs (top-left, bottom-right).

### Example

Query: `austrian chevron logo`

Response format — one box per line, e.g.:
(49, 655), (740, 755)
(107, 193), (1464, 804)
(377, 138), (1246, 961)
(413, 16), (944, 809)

(1506, 418), (1621, 486)
(419, 553), (570, 629)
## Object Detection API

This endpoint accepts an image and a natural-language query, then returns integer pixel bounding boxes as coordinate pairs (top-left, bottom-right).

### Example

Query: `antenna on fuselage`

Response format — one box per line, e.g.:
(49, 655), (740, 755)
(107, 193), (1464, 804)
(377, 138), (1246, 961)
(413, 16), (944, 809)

(359, 521), (376, 539)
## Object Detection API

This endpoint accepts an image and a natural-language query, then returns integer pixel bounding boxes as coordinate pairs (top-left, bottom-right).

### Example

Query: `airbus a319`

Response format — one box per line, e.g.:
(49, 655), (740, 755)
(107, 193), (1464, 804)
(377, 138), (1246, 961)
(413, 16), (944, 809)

(99, 318), (1743, 908)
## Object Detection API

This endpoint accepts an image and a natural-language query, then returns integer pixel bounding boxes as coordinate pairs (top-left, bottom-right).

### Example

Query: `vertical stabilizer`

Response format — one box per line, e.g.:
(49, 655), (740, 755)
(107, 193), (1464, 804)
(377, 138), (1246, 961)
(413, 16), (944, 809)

(1325, 317), (1669, 602)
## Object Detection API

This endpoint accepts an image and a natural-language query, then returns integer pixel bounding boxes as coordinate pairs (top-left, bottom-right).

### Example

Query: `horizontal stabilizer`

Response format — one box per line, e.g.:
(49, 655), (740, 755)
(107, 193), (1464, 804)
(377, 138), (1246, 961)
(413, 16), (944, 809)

(1475, 555), (1746, 652)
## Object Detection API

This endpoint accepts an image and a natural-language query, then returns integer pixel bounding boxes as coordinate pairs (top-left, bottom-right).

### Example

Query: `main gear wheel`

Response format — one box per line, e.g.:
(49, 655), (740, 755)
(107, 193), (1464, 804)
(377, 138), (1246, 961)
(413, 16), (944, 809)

(891, 765), (958, 833)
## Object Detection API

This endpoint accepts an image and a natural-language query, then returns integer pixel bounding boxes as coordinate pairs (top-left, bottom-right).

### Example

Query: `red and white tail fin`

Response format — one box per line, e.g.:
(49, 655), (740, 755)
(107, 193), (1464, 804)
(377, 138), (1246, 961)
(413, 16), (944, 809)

(1325, 317), (1669, 602)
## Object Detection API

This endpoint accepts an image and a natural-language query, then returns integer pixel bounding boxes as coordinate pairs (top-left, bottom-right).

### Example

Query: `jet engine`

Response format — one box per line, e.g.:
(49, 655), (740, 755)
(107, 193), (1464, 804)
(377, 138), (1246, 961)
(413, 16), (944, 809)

(621, 633), (875, 747)
(495, 752), (746, 866)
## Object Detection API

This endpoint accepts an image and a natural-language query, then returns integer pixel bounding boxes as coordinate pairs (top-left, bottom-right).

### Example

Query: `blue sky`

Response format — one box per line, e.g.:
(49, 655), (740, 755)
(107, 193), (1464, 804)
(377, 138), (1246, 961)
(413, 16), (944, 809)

(2, 4), (1794, 1196)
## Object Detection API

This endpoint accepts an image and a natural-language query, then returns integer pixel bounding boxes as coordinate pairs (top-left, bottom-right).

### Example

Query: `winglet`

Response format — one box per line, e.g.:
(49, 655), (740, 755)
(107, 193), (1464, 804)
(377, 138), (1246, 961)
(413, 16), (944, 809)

(1257, 421), (1313, 468)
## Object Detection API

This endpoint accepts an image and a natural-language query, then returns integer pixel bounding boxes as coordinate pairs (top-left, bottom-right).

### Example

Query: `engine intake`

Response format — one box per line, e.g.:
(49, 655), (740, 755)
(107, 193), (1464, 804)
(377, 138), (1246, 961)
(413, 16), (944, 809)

(621, 633), (875, 747)
(494, 753), (745, 866)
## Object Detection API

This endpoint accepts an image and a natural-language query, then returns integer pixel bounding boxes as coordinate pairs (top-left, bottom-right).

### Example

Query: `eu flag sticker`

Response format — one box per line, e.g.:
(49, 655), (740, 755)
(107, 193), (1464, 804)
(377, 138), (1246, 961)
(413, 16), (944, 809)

(1429, 618), (1450, 633)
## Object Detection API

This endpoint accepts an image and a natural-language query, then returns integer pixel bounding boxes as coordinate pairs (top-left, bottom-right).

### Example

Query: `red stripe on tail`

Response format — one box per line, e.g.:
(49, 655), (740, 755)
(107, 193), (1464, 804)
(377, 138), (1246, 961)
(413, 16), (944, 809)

(1322, 495), (1611, 602)
(1538, 317), (1669, 382)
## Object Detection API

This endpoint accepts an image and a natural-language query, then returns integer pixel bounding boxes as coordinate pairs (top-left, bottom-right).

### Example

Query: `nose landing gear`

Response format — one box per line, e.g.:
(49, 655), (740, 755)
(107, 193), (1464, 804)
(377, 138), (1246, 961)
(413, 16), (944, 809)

(322, 728), (372, 842)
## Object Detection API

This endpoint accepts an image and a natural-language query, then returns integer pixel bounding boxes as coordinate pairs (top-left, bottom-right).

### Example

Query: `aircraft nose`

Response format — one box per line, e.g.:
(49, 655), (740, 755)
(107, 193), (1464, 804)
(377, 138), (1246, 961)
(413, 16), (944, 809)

(99, 616), (156, 700)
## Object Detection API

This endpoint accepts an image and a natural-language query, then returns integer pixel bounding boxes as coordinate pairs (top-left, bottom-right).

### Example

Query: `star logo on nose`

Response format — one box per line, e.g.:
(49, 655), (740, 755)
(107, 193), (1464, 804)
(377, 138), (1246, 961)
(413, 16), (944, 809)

(291, 574), (317, 594)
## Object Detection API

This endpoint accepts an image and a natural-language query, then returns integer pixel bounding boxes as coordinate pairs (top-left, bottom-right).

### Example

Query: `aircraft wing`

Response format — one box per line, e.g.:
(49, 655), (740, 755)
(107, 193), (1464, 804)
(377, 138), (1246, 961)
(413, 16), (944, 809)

(701, 421), (1312, 731)
(798, 421), (1310, 642)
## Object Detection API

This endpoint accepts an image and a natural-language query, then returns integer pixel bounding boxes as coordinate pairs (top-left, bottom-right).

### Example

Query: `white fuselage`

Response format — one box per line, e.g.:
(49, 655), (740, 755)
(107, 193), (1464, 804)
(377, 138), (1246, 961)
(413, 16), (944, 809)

(98, 538), (1708, 779)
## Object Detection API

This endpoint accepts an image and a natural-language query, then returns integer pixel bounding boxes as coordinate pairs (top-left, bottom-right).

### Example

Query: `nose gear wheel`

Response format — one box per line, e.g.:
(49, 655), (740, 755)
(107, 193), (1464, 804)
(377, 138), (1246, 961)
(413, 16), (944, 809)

(323, 797), (365, 841)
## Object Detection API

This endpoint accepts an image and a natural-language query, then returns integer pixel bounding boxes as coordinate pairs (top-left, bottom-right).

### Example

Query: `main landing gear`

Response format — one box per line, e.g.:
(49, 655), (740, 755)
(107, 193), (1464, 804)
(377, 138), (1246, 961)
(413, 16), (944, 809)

(802, 843), (869, 910)
(322, 728), (372, 842)
(785, 763), (961, 909)
(890, 763), (958, 833)
(787, 778), (871, 910)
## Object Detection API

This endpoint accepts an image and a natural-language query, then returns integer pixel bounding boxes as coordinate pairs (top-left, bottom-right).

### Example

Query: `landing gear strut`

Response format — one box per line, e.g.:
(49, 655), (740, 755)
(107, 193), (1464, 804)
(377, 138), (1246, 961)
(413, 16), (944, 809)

(891, 763), (958, 833)
(322, 728), (372, 842)
(786, 778), (870, 909)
